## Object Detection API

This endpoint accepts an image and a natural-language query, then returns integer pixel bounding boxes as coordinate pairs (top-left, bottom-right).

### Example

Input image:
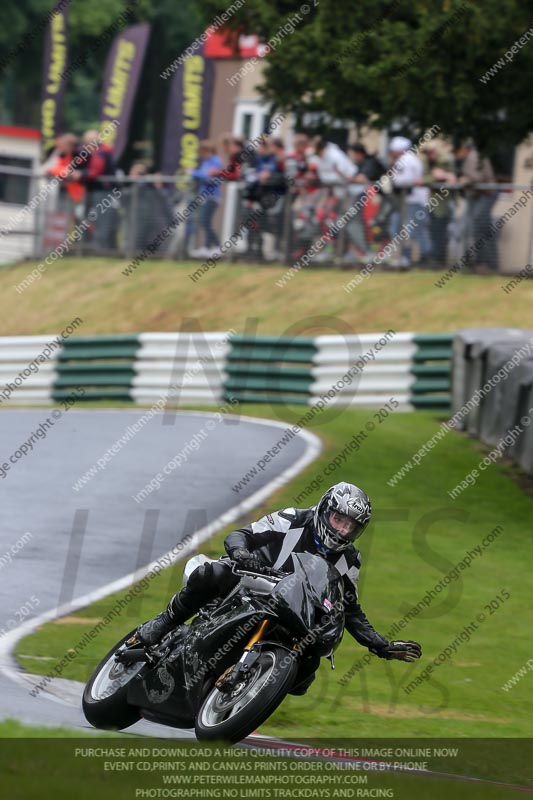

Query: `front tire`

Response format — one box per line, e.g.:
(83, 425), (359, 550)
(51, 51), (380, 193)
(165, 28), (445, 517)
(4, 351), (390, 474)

(82, 629), (145, 730)
(195, 646), (298, 743)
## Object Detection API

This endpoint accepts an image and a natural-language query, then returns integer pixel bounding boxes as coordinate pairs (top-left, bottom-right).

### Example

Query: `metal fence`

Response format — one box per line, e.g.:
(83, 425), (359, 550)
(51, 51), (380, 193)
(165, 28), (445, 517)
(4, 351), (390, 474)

(1, 165), (532, 274)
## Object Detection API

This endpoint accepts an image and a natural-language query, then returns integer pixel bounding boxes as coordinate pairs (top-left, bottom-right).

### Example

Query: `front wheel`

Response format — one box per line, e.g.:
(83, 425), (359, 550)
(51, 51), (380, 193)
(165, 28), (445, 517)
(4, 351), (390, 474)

(82, 629), (146, 730)
(195, 646), (298, 743)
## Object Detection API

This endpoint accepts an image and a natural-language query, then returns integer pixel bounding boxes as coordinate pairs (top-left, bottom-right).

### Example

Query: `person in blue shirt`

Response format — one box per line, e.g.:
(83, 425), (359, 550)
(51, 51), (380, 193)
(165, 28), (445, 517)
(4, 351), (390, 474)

(255, 136), (278, 180)
(188, 141), (223, 255)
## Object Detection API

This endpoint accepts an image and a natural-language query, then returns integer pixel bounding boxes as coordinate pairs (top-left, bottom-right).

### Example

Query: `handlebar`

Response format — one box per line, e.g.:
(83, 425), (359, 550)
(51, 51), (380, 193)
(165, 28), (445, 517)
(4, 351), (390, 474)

(229, 560), (289, 580)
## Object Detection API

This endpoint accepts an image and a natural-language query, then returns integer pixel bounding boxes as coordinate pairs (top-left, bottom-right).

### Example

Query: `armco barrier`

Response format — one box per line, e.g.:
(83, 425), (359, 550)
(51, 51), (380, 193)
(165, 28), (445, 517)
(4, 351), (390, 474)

(223, 336), (317, 406)
(0, 331), (454, 410)
(0, 335), (58, 405)
(451, 328), (531, 431)
(478, 342), (533, 447)
(451, 327), (533, 477)
(55, 334), (140, 402)
(507, 359), (533, 469)
(310, 333), (451, 410)
(132, 332), (229, 405)
(411, 334), (453, 410)
(514, 371), (533, 474)
(222, 333), (452, 409)
(310, 333), (415, 410)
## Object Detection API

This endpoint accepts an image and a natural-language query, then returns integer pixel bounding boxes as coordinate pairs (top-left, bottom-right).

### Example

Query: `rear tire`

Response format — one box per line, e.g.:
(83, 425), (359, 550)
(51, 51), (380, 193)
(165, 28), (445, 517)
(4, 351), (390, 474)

(82, 629), (145, 730)
(195, 646), (298, 743)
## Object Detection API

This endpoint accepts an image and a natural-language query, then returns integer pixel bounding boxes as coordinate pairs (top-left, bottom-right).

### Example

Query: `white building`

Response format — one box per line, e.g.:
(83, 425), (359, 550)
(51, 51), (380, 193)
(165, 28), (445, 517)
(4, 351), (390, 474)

(0, 125), (42, 265)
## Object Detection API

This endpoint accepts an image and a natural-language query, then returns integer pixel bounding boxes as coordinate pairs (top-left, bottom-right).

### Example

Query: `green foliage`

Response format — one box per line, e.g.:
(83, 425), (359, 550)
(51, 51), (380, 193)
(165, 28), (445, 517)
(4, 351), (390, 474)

(0, 0), (204, 135)
(199, 0), (533, 152)
(2, 1), (532, 151)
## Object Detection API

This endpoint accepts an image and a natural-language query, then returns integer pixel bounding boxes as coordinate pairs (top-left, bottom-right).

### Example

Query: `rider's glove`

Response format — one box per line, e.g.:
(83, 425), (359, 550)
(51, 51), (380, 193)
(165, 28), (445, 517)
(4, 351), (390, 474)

(230, 547), (265, 573)
(371, 640), (422, 662)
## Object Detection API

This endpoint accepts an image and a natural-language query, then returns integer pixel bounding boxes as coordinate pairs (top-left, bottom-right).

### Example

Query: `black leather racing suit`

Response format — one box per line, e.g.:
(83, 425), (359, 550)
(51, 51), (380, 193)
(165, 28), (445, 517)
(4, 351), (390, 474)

(178, 506), (389, 693)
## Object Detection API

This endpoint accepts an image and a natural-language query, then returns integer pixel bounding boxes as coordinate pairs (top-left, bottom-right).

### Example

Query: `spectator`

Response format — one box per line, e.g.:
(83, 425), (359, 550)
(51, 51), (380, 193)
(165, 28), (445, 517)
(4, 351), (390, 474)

(271, 137), (286, 173)
(421, 142), (456, 268)
(285, 133), (310, 177)
(246, 137), (287, 198)
(291, 137), (352, 264)
(188, 140), (223, 257)
(312, 136), (357, 186)
(342, 143), (385, 264)
(124, 163), (173, 256)
(262, 137), (289, 199)
(124, 162), (147, 253)
(209, 135), (250, 256)
(215, 135), (246, 182)
(242, 136), (277, 203)
(388, 136), (431, 268)
(243, 136), (287, 262)
(72, 129), (118, 250)
(267, 137), (291, 259)
(308, 138), (356, 263)
(454, 139), (499, 274)
(286, 134), (327, 263)
(46, 133), (85, 211)
(205, 134), (247, 254)
(285, 133), (318, 192)
(255, 135), (278, 182)
(348, 143), (385, 183)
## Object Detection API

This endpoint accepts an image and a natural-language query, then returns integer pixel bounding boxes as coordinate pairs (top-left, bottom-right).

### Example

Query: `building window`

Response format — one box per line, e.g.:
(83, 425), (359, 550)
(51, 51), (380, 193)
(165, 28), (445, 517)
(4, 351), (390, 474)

(0, 156), (32, 205)
(241, 114), (253, 141)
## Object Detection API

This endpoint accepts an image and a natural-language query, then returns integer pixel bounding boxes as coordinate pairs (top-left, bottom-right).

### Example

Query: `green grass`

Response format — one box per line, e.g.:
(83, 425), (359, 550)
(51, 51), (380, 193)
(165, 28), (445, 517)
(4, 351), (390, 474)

(15, 405), (533, 739)
(0, 719), (117, 737)
(0, 257), (529, 335)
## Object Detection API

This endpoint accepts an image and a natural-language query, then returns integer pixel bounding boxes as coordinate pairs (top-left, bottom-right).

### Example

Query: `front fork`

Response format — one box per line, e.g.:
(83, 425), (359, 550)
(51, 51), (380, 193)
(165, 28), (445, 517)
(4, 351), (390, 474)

(215, 620), (270, 692)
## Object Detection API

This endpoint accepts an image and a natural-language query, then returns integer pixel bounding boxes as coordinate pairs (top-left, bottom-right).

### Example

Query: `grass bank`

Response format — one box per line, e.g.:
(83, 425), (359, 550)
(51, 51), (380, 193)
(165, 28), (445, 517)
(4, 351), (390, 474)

(1, 258), (527, 335)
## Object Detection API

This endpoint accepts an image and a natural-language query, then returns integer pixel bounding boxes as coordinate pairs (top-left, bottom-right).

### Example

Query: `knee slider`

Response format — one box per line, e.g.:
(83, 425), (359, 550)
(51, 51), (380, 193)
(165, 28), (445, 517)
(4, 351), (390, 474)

(187, 561), (215, 590)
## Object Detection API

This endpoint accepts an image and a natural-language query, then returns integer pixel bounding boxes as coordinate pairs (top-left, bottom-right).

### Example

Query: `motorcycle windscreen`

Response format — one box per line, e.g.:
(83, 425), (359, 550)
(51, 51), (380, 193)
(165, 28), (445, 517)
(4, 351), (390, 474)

(271, 552), (344, 635)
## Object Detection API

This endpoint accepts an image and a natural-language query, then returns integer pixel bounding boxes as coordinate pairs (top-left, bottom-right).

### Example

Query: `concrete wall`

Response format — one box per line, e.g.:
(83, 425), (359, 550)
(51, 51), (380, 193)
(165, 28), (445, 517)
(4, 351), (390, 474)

(496, 137), (533, 274)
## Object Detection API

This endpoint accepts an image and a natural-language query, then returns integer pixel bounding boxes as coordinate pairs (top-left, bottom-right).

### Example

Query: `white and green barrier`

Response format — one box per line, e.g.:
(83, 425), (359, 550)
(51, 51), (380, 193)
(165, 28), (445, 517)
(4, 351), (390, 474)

(0, 332), (452, 410)
(224, 332), (451, 410)
(131, 332), (230, 406)
(0, 335), (60, 405)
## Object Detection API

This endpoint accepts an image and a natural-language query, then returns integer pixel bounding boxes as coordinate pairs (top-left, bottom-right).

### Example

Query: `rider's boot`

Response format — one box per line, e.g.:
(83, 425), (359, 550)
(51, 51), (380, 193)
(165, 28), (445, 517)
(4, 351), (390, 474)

(137, 594), (193, 646)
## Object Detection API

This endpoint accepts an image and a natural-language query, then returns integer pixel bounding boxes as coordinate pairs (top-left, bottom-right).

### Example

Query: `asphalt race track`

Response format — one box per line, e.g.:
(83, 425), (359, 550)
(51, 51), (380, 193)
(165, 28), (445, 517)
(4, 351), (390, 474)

(0, 409), (320, 736)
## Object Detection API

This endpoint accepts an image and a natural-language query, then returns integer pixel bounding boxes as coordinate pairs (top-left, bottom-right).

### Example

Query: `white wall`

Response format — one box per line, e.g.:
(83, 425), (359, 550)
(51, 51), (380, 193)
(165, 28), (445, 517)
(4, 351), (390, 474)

(0, 133), (42, 264)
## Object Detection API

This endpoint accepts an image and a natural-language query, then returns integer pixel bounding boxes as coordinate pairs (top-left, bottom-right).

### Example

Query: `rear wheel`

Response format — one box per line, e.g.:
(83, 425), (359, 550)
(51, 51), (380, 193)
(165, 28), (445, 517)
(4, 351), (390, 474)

(82, 629), (146, 730)
(195, 646), (298, 743)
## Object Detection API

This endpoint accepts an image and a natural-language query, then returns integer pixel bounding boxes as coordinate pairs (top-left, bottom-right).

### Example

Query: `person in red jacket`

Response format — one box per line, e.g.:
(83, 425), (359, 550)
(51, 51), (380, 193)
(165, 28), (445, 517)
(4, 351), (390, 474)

(46, 133), (85, 208)
(71, 129), (118, 250)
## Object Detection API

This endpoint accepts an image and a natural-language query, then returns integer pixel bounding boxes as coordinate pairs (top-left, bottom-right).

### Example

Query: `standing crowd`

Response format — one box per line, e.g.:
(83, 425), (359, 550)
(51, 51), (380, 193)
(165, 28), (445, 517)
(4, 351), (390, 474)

(43, 128), (500, 272)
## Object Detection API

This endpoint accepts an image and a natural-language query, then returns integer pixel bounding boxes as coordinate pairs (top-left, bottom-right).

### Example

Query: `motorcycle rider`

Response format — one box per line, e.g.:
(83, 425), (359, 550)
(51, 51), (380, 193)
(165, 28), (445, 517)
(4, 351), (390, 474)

(137, 482), (422, 692)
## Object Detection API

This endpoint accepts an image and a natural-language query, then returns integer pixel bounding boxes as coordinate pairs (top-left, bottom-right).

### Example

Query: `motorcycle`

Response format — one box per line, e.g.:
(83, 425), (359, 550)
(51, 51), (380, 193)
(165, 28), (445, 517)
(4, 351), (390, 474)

(82, 552), (345, 742)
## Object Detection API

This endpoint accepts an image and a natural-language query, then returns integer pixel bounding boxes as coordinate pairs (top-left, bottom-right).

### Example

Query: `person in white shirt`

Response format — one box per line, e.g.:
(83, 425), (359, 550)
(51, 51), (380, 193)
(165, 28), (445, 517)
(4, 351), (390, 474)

(313, 137), (357, 186)
(388, 136), (432, 267)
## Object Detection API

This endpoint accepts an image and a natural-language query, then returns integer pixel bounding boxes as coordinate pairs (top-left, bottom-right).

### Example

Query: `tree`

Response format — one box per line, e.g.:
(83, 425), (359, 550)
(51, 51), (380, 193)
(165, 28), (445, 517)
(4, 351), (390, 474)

(0, 0), (204, 138)
(199, 0), (533, 154)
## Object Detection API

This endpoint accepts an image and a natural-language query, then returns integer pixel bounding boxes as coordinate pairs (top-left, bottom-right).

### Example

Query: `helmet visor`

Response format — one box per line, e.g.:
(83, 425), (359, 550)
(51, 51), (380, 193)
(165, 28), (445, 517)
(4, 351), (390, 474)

(328, 510), (363, 541)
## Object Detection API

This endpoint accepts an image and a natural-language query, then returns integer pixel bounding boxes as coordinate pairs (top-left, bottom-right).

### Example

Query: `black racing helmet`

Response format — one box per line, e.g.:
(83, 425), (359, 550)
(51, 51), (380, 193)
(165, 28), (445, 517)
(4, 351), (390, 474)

(313, 482), (372, 553)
